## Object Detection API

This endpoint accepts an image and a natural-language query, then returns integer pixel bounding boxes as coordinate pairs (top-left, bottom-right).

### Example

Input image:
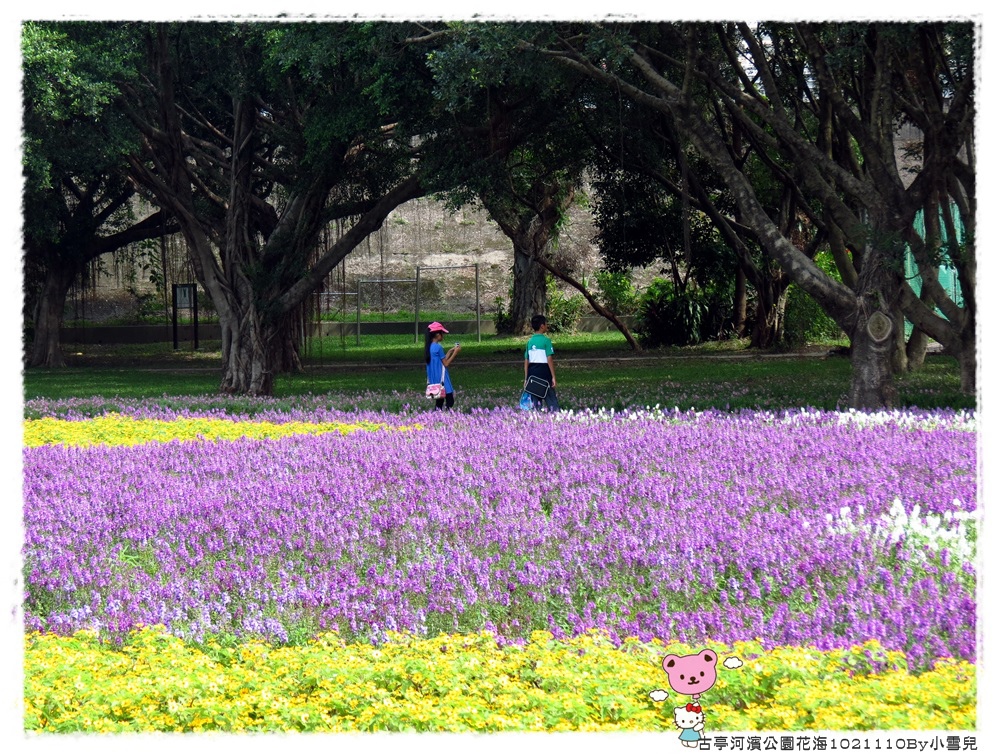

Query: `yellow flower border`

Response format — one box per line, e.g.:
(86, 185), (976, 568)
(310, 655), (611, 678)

(23, 628), (975, 733)
(23, 414), (420, 447)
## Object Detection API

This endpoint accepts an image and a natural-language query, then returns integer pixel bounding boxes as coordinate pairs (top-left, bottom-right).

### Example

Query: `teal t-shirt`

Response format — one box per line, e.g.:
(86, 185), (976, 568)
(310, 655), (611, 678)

(524, 333), (554, 380)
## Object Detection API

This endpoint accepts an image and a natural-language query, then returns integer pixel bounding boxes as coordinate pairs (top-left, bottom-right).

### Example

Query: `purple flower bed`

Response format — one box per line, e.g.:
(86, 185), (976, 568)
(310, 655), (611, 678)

(22, 408), (976, 670)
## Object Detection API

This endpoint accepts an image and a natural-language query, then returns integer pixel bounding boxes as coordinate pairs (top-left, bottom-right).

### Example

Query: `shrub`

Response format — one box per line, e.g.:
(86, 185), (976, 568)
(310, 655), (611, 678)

(545, 276), (585, 333)
(635, 278), (731, 347)
(781, 284), (844, 349)
(698, 285), (735, 341)
(493, 294), (514, 334)
(595, 270), (639, 316)
(780, 251), (845, 348)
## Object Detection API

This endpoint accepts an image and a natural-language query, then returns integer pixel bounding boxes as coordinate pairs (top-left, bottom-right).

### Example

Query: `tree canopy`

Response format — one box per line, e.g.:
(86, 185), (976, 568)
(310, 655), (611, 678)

(22, 21), (175, 367)
(21, 20), (976, 406)
(521, 21), (975, 402)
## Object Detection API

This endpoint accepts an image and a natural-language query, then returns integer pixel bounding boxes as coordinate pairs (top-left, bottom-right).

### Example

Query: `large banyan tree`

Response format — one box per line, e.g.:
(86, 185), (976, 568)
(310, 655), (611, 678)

(109, 23), (448, 394)
(112, 22), (568, 395)
(529, 21), (975, 406)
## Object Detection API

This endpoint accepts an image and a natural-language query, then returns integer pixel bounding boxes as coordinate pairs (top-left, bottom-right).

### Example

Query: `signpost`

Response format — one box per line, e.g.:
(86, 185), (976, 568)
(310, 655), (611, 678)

(172, 283), (199, 350)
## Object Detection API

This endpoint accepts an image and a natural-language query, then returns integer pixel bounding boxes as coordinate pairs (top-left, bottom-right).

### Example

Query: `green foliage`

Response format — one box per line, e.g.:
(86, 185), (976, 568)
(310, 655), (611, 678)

(544, 276), (585, 333)
(491, 273), (517, 333)
(21, 21), (140, 243)
(21, 22), (133, 195)
(425, 23), (568, 111)
(493, 295), (514, 334)
(781, 284), (844, 349)
(635, 278), (730, 347)
(591, 170), (674, 271)
(781, 252), (845, 348)
(260, 23), (430, 177)
(595, 270), (639, 316)
(636, 279), (704, 347)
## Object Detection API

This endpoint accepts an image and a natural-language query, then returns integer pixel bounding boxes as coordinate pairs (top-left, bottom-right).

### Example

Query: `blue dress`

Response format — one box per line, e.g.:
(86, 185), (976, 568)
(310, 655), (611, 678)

(679, 728), (701, 742)
(427, 342), (453, 394)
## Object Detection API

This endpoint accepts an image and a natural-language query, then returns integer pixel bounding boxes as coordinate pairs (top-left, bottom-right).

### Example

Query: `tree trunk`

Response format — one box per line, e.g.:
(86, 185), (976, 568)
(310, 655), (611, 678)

(956, 331), (976, 394)
(942, 322), (977, 395)
(28, 263), (76, 368)
(904, 284), (937, 371)
(733, 265), (747, 336)
(848, 314), (898, 408)
(482, 184), (565, 336)
(216, 262), (303, 395)
(750, 276), (789, 349)
(827, 224), (858, 289)
(508, 245), (547, 335)
(216, 289), (306, 394)
(274, 315), (305, 374)
(898, 273), (975, 396)
(836, 199), (905, 407)
(750, 296), (779, 349)
(905, 326), (929, 372)
(219, 306), (281, 396)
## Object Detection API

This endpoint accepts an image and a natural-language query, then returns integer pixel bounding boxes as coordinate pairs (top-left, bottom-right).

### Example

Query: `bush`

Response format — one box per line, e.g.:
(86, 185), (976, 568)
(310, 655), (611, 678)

(635, 278), (731, 347)
(595, 270), (639, 316)
(545, 276), (585, 333)
(493, 294), (514, 334)
(781, 284), (844, 349)
(698, 285), (735, 341)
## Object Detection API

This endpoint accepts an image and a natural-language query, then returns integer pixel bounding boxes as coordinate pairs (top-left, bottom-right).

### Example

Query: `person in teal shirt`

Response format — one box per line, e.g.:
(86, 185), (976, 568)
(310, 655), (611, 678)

(523, 314), (559, 411)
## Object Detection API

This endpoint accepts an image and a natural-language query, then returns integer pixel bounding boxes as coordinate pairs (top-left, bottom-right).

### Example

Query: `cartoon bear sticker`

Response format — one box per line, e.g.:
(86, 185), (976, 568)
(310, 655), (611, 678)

(662, 649), (718, 701)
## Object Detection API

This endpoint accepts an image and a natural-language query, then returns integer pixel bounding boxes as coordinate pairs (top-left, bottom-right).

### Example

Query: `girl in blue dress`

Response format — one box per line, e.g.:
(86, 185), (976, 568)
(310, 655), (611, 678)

(673, 704), (705, 747)
(425, 321), (462, 410)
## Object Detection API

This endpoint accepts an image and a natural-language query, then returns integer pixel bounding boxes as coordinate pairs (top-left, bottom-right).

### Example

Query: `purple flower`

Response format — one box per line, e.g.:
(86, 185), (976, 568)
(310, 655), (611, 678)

(22, 406), (976, 670)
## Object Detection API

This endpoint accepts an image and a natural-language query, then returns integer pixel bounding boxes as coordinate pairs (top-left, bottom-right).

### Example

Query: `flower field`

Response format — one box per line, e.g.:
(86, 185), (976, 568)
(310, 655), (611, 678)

(21, 398), (978, 732)
(24, 629), (974, 732)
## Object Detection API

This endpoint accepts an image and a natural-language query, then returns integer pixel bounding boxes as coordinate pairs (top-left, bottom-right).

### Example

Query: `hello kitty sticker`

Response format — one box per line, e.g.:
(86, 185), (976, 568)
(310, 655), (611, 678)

(672, 703), (706, 748)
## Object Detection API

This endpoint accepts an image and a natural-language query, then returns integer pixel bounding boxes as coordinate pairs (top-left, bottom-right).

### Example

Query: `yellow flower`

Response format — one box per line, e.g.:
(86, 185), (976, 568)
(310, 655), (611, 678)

(22, 627), (976, 733)
(23, 415), (420, 447)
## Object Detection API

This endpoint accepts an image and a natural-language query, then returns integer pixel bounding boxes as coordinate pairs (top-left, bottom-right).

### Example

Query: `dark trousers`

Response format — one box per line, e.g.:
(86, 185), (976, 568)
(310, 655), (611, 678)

(526, 369), (559, 411)
(435, 392), (455, 410)
(530, 387), (559, 411)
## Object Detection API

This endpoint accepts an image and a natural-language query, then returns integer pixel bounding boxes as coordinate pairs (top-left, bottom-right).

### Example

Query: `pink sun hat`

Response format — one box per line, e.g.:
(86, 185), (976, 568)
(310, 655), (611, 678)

(427, 321), (449, 333)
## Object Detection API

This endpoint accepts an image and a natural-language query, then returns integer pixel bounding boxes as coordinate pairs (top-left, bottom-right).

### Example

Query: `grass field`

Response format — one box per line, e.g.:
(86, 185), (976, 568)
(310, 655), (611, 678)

(24, 333), (972, 412)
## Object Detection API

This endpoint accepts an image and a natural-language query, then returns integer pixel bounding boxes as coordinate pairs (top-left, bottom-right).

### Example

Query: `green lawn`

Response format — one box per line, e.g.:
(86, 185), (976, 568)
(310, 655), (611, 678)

(23, 333), (973, 412)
